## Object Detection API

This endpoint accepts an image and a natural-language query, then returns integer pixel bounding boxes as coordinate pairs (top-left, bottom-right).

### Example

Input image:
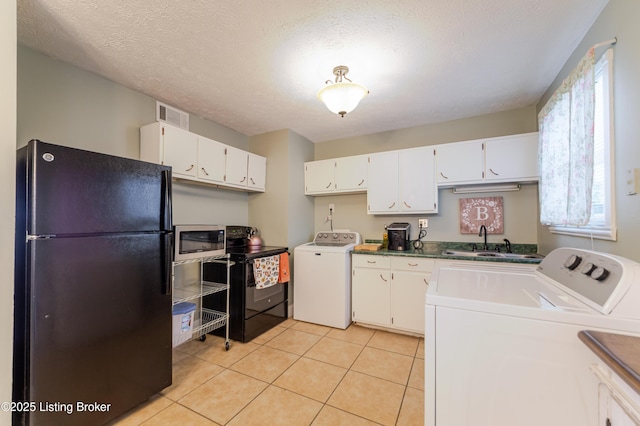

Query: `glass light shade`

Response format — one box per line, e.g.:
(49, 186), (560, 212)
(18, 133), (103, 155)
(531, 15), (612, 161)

(317, 82), (368, 117)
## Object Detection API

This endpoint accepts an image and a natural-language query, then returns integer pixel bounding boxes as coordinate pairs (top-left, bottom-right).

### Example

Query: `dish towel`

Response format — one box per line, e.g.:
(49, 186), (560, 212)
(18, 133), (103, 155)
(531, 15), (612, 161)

(278, 252), (290, 284)
(253, 255), (279, 289)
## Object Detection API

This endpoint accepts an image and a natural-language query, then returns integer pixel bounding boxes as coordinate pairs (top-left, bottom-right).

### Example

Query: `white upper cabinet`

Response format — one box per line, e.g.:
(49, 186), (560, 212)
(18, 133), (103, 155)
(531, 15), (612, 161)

(225, 147), (268, 191)
(367, 151), (400, 213)
(368, 147), (437, 215)
(484, 132), (539, 182)
(248, 153), (267, 191)
(224, 146), (249, 188)
(335, 155), (368, 192)
(399, 147), (437, 213)
(304, 159), (335, 194)
(140, 122), (266, 192)
(304, 155), (368, 195)
(140, 123), (198, 179)
(435, 132), (539, 187)
(197, 136), (226, 184)
(435, 140), (484, 185)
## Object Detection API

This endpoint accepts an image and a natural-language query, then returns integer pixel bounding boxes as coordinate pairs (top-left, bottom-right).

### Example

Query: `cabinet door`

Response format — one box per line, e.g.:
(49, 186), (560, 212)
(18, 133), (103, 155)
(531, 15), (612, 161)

(367, 151), (399, 214)
(197, 137), (225, 183)
(247, 153), (266, 191)
(335, 155), (368, 193)
(162, 125), (198, 179)
(391, 270), (430, 333)
(304, 159), (335, 194)
(399, 147), (437, 213)
(225, 146), (249, 187)
(352, 267), (391, 327)
(485, 132), (539, 182)
(435, 141), (484, 185)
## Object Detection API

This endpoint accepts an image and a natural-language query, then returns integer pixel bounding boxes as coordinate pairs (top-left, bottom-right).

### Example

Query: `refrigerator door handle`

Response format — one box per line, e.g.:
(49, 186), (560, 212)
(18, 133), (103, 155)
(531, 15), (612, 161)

(161, 169), (172, 231)
(161, 233), (172, 296)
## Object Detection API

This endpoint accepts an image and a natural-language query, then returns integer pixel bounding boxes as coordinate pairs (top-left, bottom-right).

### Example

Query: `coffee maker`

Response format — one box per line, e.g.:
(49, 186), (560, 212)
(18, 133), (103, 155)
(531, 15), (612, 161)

(387, 222), (411, 251)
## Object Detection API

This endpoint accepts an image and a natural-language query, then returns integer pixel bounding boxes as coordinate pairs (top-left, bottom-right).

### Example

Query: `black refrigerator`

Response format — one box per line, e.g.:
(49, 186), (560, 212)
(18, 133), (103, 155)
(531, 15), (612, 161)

(13, 140), (173, 425)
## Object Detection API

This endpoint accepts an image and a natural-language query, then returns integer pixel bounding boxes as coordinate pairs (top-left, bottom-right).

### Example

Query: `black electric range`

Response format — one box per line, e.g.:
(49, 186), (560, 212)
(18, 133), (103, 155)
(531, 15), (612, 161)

(203, 226), (288, 343)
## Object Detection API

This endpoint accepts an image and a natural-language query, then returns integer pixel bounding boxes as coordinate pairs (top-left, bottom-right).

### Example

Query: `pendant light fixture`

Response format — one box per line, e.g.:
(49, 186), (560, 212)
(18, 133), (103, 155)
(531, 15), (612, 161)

(317, 65), (369, 117)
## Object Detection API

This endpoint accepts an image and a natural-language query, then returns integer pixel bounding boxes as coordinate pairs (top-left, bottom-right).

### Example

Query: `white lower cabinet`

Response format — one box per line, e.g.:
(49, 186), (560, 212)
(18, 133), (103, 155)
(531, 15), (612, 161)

(352, 255), (391, 328)
(593, 362), (640, 426)
(352, 254), (434, 334)
(390, 257), (433, 333)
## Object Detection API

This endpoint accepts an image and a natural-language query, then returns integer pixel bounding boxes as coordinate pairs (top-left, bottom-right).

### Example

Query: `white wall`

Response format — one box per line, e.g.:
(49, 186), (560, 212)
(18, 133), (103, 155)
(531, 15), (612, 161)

(536, 0), (640, 261)
(1, 1), (16, 423)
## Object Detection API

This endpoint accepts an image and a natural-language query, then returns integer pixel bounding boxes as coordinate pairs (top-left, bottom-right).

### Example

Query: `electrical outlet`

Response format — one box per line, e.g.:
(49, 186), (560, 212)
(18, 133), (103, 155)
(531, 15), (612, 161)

(329, 203), (335, 212)
(418, 218), (429, 228)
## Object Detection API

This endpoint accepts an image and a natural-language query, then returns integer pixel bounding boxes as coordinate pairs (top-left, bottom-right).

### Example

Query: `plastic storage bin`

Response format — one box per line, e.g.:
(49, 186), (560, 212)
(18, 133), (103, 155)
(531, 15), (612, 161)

(172, 302), (196, 347)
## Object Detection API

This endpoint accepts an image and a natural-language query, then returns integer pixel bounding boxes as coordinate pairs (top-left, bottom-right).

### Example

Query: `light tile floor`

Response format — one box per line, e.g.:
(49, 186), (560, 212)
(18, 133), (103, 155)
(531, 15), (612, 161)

(110, 319), (425, 426)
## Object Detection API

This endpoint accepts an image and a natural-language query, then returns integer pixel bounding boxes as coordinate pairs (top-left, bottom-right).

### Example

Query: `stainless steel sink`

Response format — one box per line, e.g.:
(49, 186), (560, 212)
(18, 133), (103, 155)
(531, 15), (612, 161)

(441, 250), (544, 260)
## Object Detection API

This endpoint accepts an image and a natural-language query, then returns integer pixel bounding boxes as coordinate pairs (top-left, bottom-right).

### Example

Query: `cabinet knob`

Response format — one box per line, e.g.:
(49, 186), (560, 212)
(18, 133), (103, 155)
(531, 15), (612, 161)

(404, 201), (412, 208)
(440, 172), (449, 179)
(186, 164), (195, 172)
(379, 274), (388, 282)
(201, 167), (209, 176)
(250, 178), (256, 184)
(358, 179), (365, 186)
(240, 176), (246, 183)
(326, 182), (332, 189)
(388, 202), (396, 209)
(489, 168), (499, 176)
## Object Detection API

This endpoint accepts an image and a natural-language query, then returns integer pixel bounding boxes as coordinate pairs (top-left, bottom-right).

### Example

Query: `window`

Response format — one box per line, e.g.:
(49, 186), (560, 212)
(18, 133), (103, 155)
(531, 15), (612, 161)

(549, 48), (616, 240)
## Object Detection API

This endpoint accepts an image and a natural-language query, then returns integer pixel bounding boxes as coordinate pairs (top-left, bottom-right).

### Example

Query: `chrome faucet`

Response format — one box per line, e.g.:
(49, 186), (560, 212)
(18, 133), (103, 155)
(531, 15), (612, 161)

(478, 225), (488, 251)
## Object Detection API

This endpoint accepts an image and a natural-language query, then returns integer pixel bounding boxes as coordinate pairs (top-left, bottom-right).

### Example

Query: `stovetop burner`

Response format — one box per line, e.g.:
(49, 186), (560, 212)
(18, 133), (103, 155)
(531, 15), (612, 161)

(224, 226), (287, 260)
(227, 245), (287, 258)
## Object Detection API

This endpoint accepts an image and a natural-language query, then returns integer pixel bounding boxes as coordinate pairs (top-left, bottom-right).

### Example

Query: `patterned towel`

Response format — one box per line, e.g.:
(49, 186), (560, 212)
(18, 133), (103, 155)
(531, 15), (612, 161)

(253, 255), (279, 289)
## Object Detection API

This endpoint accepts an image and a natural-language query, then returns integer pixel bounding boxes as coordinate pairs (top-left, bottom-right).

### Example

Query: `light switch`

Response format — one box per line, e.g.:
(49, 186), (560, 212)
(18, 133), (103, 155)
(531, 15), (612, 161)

(626, 169), (640, 195)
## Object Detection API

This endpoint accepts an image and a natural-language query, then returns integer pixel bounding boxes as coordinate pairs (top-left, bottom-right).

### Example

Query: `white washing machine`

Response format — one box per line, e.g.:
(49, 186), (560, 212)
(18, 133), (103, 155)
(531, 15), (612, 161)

(425, 248), (640, 426)
(294, 231), (361, 329)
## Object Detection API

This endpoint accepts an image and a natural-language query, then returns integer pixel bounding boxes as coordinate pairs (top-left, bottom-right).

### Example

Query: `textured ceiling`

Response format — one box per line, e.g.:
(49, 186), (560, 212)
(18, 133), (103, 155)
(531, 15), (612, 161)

(17, 0), (608, 142)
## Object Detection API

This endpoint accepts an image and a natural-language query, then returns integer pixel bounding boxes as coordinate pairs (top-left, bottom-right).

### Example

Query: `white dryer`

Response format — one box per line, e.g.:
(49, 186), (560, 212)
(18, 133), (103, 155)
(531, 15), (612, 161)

(294, 231), (361, 329)
(425, 248), (640, 426)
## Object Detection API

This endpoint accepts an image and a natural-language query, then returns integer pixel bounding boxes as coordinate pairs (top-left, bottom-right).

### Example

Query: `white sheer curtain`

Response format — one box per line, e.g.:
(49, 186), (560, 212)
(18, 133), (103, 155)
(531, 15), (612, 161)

(538, 47), (596, 226)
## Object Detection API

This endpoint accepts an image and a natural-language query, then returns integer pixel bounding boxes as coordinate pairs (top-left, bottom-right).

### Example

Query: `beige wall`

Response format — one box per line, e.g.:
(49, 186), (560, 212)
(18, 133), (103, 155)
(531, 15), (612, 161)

(18, 45), (251, 226)
(249, 130), (315, 309)
(313, 107), (540, 247)
(536, 0), (640, 261)
(1, 1), (16, 422)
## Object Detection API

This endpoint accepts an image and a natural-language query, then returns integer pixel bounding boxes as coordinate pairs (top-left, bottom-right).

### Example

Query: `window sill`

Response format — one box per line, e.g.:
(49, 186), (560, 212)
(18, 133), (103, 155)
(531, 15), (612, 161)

(548, 225), (617, 241)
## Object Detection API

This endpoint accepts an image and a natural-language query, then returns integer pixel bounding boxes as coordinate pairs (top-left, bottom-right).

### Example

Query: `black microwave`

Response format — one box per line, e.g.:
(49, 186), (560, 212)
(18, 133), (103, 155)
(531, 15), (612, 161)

(173, 225), (225, 261)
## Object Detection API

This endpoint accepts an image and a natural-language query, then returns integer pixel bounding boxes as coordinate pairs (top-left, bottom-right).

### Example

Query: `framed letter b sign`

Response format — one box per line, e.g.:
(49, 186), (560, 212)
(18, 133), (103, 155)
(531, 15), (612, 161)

(459, 197), (504, 234)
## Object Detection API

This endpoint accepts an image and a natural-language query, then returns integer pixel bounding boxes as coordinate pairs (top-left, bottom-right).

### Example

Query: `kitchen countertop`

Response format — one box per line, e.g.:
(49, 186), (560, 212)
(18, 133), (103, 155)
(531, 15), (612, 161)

(578, 330), (640, 395)
(352, 240), (543, 264)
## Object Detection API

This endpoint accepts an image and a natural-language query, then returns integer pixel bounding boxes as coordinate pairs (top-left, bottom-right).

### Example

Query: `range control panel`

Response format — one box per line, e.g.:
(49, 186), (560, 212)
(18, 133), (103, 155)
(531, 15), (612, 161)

(536, 248), (624, 312)
(313, 231), (361, 246)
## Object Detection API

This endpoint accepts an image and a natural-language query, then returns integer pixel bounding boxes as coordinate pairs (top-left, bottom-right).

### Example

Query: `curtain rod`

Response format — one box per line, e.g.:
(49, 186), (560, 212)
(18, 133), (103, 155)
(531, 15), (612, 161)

(592, 37), (617, 50)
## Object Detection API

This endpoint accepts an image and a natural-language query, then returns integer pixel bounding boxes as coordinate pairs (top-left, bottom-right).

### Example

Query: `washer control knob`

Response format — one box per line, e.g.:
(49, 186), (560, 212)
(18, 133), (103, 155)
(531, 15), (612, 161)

(564, 254), (582, 270)
(349, 233), (355, 239)
(332, 233), (338, 239)
(581, 263), (597, 276)
(591, 267), (610, 281)
(321, 233), (327, 238)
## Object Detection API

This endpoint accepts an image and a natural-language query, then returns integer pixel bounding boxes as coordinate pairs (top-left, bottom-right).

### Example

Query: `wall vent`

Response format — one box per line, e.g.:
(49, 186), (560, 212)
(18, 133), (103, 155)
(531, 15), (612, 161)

(156, 101), (189, 130)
